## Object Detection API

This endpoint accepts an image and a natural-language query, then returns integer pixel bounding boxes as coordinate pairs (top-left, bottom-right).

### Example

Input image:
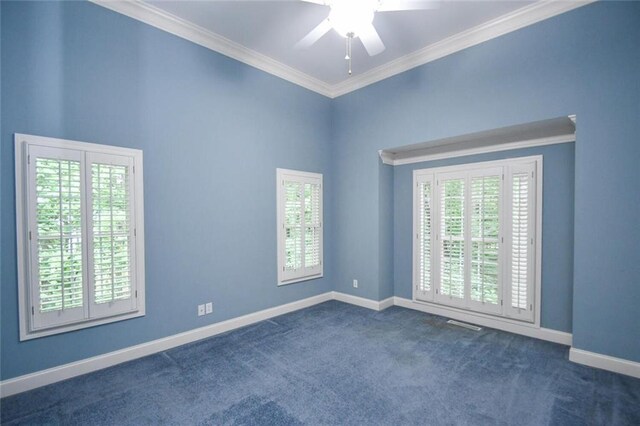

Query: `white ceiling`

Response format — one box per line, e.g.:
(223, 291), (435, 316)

(96, 1), (591, 97)
(146, 0), (533, 85)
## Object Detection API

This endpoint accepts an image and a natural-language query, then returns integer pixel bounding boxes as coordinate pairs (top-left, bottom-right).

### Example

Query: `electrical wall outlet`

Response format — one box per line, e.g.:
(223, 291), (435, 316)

(205, 302), (213, 314)
(198, 304), (205, 316)
(353, 279), (358, 288)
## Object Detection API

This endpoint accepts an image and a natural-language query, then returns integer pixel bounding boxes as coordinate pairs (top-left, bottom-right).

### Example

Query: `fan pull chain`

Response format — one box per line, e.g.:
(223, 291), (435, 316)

(346, 32), (354, 76)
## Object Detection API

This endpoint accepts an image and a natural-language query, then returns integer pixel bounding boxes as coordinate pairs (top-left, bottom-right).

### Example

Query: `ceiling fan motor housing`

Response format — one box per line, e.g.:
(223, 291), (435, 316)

(328, 0), (376, 38)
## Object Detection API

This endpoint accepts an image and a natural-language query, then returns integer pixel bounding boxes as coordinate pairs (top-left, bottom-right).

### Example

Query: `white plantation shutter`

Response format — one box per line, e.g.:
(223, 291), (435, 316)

(28, 146), (87, 329)
(16, 134), (145, 339)
(506, 163), (536, 322)
(468, 169), (502, 315)
(414, 175), (434, 301)
(284, 181), (303, 272)
(304, 183), (322, 268)
(437, 173), (466, 307)
(413, 157), (539, 325)
(87, 153), (137, 317)
(277, 169), (323, 285)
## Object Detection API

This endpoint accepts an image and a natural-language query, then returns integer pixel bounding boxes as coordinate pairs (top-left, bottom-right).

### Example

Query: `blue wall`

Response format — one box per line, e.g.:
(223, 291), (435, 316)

(378, 161), (394, 300)
(393, 144), (575, 332)
(0, 1), (333, 380)
(332, 1), (639, 362)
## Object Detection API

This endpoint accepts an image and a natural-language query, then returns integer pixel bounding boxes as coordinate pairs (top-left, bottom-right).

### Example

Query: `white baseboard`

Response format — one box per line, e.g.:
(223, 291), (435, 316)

(379, 296), (395, 310)
(6, 291), (608, 398)
(332, 291), (394, 312)
(569, 348), (640, 379)
(393, 297), (573, 346)
(0, 292), (333, 398)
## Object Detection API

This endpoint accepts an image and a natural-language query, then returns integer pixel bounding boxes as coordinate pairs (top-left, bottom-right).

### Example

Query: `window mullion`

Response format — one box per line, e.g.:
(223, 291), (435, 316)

(109, 165), (115, 301)
(299, 182), (305, 273)
(464, 174), (471, 308)
(57, 161), (66, 310)
(83, 152), (92, 319)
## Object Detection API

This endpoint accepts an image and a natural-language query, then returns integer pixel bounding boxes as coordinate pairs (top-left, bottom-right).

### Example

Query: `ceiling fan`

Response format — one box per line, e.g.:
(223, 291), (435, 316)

(296, 0), (438, 75)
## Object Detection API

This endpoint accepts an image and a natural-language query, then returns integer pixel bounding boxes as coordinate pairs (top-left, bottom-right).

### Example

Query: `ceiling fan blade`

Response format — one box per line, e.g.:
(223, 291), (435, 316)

(358, 23), (385, 56)
(300, 0), (329, 5)
(295, 19), (332, 49)
(377, 1), (439, 12)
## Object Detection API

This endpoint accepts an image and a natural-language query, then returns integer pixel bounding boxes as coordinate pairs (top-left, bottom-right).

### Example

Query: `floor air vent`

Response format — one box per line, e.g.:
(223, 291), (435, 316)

(446, 320), (482, 331)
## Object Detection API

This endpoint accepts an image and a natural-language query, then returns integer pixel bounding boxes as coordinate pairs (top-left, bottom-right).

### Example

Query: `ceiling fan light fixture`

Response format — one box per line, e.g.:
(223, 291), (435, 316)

(328, 0), (376, 38)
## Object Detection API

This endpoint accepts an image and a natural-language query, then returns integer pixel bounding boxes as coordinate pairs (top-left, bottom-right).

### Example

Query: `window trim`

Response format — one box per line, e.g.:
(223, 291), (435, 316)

(412, 155), (543, 329)
(14, 133), (146, 341)
(276, 168), (323, 286)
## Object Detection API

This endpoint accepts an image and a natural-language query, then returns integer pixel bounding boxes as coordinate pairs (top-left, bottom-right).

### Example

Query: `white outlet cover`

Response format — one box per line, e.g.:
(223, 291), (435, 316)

(353, 279), (358, 288)
(198, 304), (205, 316)
(205, 302), (213, 314)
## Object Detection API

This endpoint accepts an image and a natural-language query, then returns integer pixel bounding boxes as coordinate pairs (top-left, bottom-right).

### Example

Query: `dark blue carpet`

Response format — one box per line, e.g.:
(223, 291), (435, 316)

(2, 301), (639, 425)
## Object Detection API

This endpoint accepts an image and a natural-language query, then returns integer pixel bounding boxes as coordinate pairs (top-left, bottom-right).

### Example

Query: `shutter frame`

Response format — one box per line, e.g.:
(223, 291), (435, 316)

(505, 162), (537, 322)
(26, 145), (88, 330)
(86, 152), (138, 319)
(413, 172), (434, 302)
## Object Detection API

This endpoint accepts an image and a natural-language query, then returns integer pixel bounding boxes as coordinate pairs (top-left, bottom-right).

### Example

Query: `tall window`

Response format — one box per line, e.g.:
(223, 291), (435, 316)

(413, 157), (539, 323)
(15, 134), (145, 340)
(277, 169), (323, 285)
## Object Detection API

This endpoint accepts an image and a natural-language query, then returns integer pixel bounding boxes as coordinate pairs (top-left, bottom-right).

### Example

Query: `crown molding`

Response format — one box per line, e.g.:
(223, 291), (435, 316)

(92, 1), (594, 99)
(90, 0), (334, 97)
(330, 0), (595, 97)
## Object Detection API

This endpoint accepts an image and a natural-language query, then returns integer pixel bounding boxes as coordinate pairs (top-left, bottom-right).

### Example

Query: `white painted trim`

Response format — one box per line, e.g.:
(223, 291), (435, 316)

(393, 297), (572, 346)
(379, 296), (395, 310)
(90, 1), (594, 98)
(90, 0), (333, 97)
(383, 134), (574, 166)
(0, 292), (334, 398)
(331, 1), (595, 97)
(332, 291), (394, 312)
(378, 149), (395, 166)
(15, 133), (143, 157)
(569, 348), (640, 379)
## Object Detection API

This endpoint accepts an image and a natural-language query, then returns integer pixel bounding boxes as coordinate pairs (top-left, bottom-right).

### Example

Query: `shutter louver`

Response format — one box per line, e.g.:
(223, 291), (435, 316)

(92, 163), (132, 304)
(440, 177), (465, 302)
(35, 158), (84, 313)
(470, 174), (501, 309)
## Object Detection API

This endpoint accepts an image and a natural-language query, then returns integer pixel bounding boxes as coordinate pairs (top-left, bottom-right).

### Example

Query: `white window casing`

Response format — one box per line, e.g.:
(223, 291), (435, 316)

(15, 134), (145, 340)
(413, 156), (541, 326)
(276, 168), (323, 285)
